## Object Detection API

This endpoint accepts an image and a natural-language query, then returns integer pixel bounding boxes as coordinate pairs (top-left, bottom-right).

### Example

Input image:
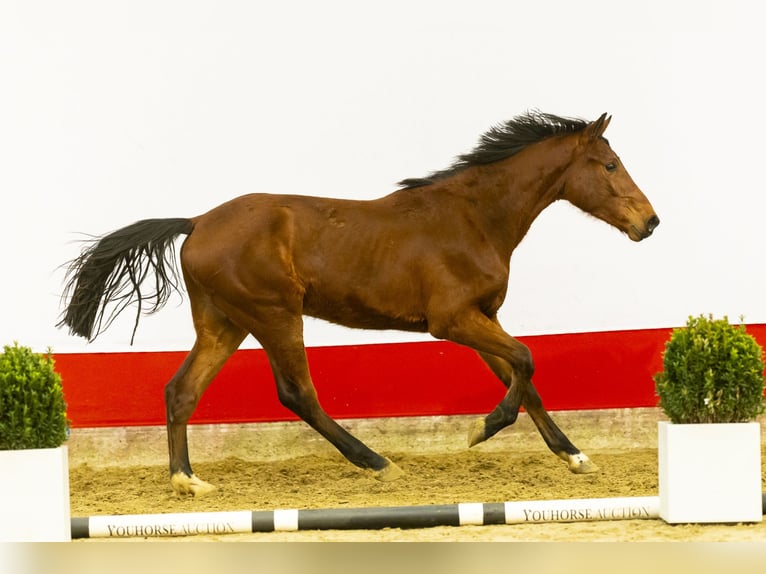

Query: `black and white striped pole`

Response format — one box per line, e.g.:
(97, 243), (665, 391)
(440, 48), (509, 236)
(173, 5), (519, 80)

(71, 495), (662, 539)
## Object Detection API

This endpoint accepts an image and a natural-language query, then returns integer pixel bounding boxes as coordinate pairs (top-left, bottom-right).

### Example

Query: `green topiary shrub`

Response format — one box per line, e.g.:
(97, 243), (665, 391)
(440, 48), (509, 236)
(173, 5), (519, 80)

(654, 315), (765, 424)
(0, 342), (69, 450)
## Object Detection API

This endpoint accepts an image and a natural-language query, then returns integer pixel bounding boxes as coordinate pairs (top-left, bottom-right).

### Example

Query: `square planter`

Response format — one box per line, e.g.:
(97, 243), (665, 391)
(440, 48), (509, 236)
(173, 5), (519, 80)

(0, 445), (71, 541)
(658, 421), (762, 524)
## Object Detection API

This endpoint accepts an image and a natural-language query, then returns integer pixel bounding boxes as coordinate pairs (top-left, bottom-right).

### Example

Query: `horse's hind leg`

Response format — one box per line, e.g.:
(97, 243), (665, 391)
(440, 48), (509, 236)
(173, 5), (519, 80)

(258, 316), (403, 481)
(165, 294), (247, 496)
(475, 352), (597, 474)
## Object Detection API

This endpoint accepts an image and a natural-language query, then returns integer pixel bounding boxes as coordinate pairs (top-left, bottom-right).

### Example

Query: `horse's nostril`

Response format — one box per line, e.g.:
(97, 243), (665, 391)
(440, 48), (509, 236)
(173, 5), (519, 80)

(647, 215), (660, 232)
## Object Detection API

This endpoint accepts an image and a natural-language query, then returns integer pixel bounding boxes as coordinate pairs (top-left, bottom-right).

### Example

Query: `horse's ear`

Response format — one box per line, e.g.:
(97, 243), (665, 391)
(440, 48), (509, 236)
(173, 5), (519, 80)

(586, 113), (611, 140)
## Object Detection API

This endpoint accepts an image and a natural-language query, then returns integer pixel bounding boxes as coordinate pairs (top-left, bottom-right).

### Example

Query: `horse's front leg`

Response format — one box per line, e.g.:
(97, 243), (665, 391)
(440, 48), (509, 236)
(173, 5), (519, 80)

(476, 351), (598, 474)
(431, 310), (597, 474)
(467, 352), (524, 448)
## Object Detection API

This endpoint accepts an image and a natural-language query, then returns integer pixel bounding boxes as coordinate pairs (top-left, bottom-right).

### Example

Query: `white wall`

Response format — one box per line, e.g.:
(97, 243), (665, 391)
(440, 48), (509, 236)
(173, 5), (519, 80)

(1, 1), (764, 353)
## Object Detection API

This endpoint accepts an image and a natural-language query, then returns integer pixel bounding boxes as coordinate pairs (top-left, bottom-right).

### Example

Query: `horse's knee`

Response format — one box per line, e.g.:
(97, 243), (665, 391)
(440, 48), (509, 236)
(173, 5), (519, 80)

(512, 344), (535, 380)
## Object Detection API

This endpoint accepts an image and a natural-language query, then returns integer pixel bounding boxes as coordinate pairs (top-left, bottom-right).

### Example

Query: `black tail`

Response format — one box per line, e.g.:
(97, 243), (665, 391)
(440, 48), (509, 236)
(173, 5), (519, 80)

(58, 218), (194, 343)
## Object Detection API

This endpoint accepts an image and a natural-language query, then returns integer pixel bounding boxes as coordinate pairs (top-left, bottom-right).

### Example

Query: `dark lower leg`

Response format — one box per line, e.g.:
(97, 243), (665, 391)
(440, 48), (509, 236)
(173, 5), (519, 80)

(522, 383), (579, 456)
(165, 383), (195, 478)
(468, 351), (523, 446)
(306, 410), (392, 472)
(164, 327), (246, 492)
(522, 380), (597, 473)
(473, 350), (596, 471)
(270, 357), (392, 472)
(470, 381), (524, 446)
(264, 344), (398, 479)
(165, 370), (218, 495)
(478, 349), (580, 455)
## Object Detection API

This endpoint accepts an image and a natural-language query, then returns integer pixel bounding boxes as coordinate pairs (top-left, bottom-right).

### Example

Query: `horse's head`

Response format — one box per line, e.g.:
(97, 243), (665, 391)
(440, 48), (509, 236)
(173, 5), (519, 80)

(561, 113), (659, 242)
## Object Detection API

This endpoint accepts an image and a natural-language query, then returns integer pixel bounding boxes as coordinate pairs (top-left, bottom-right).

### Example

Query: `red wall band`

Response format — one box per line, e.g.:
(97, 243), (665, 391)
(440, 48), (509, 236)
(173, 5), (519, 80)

(54, 325), (766, 428)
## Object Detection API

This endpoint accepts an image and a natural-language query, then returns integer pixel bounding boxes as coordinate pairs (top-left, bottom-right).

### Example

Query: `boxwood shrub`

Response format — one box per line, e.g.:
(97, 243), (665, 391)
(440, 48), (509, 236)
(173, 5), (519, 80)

(654, 315), (765, 424)
(0, 342), (69, 450)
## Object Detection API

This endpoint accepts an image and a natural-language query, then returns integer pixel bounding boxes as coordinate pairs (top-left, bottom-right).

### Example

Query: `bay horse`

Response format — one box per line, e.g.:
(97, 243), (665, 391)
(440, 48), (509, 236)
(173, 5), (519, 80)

(59, 111), (659, 496)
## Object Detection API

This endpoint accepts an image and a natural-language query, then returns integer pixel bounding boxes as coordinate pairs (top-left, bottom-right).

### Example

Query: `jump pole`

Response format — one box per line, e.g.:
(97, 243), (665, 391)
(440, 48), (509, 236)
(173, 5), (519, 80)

(71, 493), (766, 539)
(72, 495), (664, 539)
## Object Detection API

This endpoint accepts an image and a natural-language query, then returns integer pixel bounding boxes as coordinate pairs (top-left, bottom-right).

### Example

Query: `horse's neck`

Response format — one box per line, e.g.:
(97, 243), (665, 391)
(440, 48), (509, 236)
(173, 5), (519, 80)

(452, 136), (577, 259)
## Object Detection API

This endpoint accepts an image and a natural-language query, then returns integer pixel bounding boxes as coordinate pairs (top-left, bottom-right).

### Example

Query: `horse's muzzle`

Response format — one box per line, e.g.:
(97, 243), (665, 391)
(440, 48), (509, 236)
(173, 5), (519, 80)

(645, 214), (660, 236)
(630, 215), (660, 241)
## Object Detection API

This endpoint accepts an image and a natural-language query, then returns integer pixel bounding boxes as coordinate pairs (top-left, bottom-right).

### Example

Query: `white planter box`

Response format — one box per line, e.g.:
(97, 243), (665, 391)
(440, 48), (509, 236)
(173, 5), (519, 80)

(0, 445), (71, 541)
(658, 421), (762, 524)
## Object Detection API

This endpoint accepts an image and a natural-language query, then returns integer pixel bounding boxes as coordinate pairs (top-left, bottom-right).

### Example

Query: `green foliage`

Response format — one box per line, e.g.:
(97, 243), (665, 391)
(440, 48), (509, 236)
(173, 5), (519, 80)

(655, 315), (765, 424)
(0, 342), (69, 450)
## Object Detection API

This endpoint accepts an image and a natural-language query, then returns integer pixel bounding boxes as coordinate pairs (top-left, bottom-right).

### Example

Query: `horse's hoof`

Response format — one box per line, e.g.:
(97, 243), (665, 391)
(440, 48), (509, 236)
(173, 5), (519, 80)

(171, 472), (217, 497)
(372, 458), (404, 482)
(467, 418), (486, 448)
(562, 452), (599, 474)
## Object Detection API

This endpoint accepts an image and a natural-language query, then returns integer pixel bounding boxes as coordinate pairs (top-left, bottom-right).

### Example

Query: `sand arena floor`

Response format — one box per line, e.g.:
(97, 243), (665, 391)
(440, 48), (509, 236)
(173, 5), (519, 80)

(67, 409), (766, 541)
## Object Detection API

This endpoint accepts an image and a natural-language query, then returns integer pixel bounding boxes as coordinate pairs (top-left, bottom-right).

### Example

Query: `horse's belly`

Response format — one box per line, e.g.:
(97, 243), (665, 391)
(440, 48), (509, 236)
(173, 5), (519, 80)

(303, 292), (429, 333)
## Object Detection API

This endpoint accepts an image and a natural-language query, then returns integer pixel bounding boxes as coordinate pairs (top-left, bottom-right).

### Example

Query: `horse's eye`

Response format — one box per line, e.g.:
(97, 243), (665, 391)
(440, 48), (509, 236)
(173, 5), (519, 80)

(605, 162), (618, 172)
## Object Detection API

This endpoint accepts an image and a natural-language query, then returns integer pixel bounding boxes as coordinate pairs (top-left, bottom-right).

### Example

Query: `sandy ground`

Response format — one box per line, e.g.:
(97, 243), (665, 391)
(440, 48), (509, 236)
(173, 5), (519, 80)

(69, 437), (766, 541)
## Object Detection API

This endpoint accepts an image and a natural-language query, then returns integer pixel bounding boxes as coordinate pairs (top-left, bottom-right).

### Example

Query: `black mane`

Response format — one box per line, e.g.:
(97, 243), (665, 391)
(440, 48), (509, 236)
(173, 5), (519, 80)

(398, 111), (589, 189)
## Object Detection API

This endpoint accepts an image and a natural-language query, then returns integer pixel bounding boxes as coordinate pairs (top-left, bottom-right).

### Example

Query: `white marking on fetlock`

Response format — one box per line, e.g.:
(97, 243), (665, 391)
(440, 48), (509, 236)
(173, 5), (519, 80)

(561, 452), (599, 474)
(171, 472), (217, 496)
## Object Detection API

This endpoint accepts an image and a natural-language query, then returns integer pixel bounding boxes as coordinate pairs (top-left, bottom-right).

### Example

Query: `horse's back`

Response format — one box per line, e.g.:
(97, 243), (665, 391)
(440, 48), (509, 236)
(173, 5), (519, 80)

(182, 192), (332, 284)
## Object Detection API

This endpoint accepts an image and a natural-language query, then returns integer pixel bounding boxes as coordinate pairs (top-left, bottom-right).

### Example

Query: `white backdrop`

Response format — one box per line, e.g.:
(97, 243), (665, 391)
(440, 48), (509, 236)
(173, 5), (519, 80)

(1, 0), (764, 353)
